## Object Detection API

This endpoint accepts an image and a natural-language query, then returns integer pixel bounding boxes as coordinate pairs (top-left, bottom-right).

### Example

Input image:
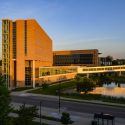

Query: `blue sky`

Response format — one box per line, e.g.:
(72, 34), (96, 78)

(0, 0), (125, 59)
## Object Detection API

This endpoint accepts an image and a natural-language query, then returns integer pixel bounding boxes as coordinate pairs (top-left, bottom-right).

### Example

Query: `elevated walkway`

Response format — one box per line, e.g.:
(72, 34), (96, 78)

(77, 65), (125, 74)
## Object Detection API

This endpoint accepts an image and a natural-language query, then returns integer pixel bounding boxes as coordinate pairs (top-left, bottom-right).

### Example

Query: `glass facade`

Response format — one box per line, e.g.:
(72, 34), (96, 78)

(25, 61), (33, 86)
(24, 21), (27, 55)
(2, 20), (10, 87)
(54, 54), (93, 66)
(39, 66), (77, 77)
(13, 22), (16, 59)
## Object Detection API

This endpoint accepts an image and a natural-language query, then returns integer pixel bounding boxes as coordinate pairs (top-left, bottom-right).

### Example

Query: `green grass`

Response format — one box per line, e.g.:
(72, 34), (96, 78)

(28, 80), (125, 104)
(12, 110), (74, 124)
(12, 87), (33, 92)
(9, 117), (50, 125)
(28, 81), (76, 95)
(62, 93), (102, 100)
(62, 93), (125, 104)
(13, 109), (61, 122)
(101, 95), (125, 104)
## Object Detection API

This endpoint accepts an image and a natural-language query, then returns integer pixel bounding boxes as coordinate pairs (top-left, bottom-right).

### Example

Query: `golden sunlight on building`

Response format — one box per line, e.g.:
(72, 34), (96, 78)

(2, 19), (53, 88)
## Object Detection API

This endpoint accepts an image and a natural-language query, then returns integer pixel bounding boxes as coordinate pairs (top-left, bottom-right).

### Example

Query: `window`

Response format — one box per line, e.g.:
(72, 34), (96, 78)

(24, 21), (27, 55)
(13, 22), (16, 59)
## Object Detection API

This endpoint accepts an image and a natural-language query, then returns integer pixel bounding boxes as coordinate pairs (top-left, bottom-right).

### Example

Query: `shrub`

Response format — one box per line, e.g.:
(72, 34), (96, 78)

(61, 112), (71, 125)
(42, 83), (49, 89)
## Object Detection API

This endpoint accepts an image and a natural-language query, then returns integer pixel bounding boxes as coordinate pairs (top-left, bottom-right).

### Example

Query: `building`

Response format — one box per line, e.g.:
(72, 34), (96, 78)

(100, 56), (113, 66)
(38, 66), (77, 84)
(53, 49), (99, 66)
(2, 19), (53, 88)
(112, 59), (125, 65)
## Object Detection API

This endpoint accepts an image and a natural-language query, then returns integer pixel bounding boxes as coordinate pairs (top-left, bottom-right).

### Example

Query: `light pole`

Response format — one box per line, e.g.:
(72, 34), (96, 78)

(40, 101), (42, 125)
(58, 80), (61, 113)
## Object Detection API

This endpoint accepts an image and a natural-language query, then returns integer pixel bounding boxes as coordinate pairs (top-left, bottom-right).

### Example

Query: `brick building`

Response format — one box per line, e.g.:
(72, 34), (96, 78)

(53, 49), (99, 66)
(2, 19), (53, 88)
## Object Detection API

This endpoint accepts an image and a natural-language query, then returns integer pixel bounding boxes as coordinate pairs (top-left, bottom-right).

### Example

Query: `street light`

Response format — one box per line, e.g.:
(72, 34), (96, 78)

(40, 101), (42, 125)
(59, 81), (61, 113)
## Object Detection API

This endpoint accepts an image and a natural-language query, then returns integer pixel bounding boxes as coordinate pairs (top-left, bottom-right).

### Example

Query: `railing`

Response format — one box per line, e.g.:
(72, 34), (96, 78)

(39, 65), (125, 76)
(78, 65), (125, 74)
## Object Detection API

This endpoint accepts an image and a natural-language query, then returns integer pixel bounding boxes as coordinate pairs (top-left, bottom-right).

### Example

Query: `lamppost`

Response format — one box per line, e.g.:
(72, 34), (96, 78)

(40, 101), (42, 125)
(58, 79), (61, 113)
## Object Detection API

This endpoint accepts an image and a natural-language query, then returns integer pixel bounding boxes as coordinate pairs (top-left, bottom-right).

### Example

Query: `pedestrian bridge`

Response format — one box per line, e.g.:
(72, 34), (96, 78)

(38, 65), (125, 84)
(77, 65), (125, 74)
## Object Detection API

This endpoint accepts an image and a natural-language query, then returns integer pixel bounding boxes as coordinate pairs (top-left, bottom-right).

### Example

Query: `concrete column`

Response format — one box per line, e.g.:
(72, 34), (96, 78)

(33, 60), (35, 88)
(86, 73), (89, 78)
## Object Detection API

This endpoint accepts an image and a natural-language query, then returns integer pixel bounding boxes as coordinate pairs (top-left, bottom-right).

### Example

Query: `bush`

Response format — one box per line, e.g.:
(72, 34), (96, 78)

(15, 104), (38, 125)
(42, 83), (49, 89)
(61, 112), (72, 125)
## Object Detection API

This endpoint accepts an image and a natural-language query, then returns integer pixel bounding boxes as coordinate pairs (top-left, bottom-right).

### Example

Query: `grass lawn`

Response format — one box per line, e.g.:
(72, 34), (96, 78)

(28, 80), (76, 95)
(10, 117), (50, 125)
(28, 80), (125, 104)
(12, 87), (33, 92)
(62, 93), (102, 100)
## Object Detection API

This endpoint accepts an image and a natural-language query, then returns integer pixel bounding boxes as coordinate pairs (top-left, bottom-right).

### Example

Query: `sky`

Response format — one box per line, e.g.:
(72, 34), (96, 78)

(0, 0), (125, 59)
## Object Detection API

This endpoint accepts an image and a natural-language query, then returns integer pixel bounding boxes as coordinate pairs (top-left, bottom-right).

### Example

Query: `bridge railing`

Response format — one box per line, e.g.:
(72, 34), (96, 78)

(78, 65), (125, 74)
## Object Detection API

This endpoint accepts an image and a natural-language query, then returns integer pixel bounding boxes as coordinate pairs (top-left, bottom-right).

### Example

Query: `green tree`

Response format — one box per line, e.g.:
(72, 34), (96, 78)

(112, 60), (119, 65)
(0, 75), (12, 125)
(106, 56), (113, 65)
(106, 56), (113, 62)
(61, 112), (71, 125)
(15, 104), (38, 125)
(74, 74), (82, 81)
(75, 77), (96, 94)
(100, 76), (113, 84)
(42, 82), (49, 90)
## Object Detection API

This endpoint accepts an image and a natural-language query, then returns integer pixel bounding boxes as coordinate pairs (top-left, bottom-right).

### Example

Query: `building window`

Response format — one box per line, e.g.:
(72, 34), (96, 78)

(13, 22), (16, 59)
(24, 20), (27, 55)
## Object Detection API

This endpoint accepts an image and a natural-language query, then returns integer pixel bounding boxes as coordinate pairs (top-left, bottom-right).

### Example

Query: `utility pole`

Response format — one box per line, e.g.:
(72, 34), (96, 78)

(40, 101), (42, 124)
(58, 80), (61, 113)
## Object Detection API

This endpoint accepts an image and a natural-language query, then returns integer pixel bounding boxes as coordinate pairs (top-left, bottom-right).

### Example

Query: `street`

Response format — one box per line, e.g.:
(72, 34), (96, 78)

(11, 94), (125, 118)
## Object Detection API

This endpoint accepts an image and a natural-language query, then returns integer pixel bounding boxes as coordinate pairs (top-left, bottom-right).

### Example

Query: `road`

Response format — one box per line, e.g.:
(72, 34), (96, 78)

(11, 95), (125, 118)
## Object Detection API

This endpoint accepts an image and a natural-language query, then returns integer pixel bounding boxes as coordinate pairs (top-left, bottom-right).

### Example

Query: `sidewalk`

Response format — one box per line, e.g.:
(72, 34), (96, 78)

(11, 102), (125, 125)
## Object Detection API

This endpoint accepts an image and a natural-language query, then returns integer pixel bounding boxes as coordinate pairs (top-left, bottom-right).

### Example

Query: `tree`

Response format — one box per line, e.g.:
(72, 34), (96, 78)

(100, 76), (113, 84)
(75, 77), (96, 94)
(42, 81), (49, 89)
(106, 56), (113, 65)
(61, 112), (71, 125)
(0, 60), (2, 66)
(74, 74), (82, 81)
(106, 56), (113, 62)
(0, 75), (12, 125)
(15, 104), (38, 125)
